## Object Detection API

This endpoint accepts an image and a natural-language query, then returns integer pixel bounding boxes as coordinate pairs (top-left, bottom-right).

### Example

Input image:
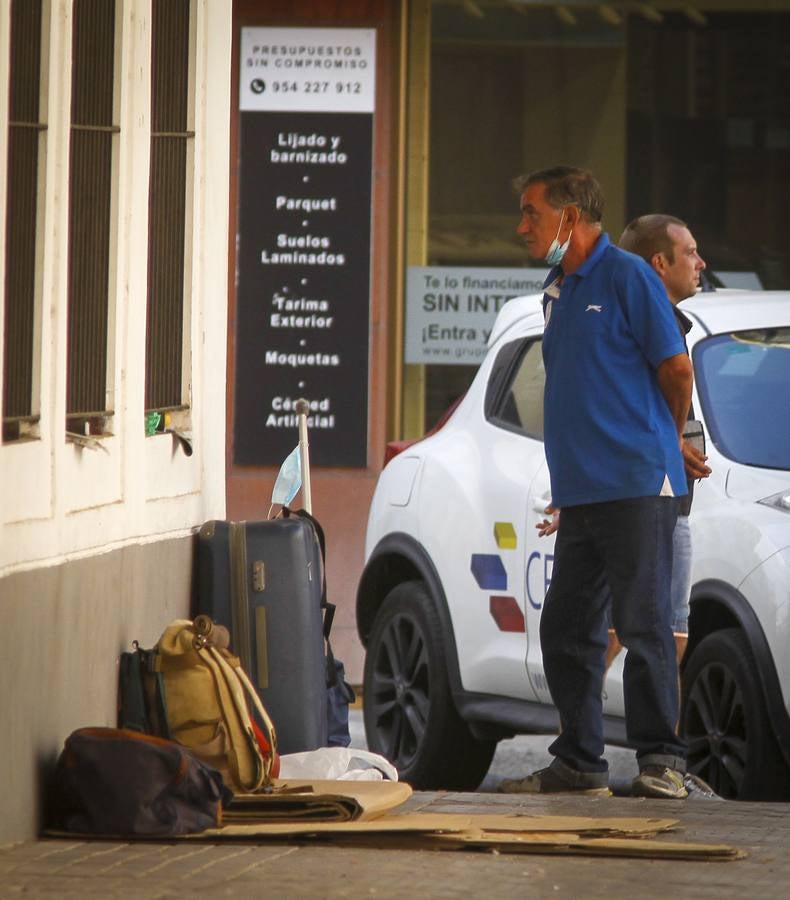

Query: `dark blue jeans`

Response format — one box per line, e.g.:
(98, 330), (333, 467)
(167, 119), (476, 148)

(540, 496), (686, 776)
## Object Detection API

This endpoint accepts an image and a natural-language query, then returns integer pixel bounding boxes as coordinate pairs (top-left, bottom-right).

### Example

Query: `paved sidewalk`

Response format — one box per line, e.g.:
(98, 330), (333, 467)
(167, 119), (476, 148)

(5, 711), (787, 898)
(2, 790), (789, 899)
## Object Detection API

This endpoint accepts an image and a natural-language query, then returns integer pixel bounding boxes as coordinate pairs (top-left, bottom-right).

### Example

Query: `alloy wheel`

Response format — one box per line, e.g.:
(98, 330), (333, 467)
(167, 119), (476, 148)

(683, 659), (747, 799)
(367, 610), (430, 770)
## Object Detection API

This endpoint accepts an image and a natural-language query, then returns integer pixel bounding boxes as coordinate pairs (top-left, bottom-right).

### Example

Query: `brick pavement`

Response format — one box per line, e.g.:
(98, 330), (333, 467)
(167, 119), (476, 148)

(1, 791), (788, 899)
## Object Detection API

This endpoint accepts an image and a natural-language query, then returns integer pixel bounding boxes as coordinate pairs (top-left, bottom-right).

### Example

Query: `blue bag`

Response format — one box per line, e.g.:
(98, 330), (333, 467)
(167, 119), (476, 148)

(326, 656), (356, 748)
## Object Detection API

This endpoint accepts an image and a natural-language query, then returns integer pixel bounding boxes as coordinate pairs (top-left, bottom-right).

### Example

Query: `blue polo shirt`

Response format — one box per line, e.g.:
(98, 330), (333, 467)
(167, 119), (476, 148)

(541, 233), (687, 508)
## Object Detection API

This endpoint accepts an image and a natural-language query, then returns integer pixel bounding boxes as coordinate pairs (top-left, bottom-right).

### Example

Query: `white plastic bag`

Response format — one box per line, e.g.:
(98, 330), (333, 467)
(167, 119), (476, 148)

(277, 747), (398, 782)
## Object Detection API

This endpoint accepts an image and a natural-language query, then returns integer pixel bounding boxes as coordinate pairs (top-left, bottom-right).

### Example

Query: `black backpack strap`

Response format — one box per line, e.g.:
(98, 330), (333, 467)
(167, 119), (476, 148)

(117, 645), (172, 739)
(118, 648), (149, 733)
(323, 602), (338, 686)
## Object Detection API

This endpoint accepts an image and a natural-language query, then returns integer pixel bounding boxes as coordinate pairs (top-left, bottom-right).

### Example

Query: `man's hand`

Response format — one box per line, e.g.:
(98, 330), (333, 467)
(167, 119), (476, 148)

(682, 441), (712, 480)
(536, 504), (560, 537)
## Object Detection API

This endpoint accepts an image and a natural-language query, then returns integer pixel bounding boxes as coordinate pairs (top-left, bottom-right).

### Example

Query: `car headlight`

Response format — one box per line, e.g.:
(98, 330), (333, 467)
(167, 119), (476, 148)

(757, 490), (790, 513)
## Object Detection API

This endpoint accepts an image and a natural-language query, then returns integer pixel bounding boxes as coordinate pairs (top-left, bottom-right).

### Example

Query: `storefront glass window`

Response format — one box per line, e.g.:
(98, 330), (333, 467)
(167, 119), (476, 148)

(413, 2), (790, 432)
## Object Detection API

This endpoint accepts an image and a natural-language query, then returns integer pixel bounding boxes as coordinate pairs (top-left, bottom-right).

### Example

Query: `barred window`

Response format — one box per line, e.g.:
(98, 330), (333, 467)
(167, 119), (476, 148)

(66, 0), (118, 436)
(145, 0), (194, 427)
(3, 0), (45, 443)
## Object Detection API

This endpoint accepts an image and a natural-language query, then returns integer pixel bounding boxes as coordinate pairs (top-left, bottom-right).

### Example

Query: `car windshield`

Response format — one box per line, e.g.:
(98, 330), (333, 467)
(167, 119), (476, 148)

(694, 327), (790, 470)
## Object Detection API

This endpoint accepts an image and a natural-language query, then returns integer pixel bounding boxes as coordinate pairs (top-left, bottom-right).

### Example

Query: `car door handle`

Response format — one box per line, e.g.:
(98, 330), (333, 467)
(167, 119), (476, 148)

(531, 496), (552, 514)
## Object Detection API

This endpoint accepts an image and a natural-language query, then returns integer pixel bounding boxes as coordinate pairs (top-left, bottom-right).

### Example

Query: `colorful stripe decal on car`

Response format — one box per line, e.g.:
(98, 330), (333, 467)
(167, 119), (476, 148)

(472, 523), (528, 631)
(470, 553), (507, 591)
(494, 521), (517, 549)
(489, 596), (525, 633)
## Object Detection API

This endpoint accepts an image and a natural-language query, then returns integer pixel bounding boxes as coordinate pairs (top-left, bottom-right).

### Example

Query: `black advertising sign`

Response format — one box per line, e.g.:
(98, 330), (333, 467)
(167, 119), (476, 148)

(234, 28), (376, 467)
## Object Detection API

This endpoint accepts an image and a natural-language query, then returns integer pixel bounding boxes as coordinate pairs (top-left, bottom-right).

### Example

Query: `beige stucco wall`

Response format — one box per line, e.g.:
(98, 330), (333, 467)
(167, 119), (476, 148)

(0, 0), (232, 842)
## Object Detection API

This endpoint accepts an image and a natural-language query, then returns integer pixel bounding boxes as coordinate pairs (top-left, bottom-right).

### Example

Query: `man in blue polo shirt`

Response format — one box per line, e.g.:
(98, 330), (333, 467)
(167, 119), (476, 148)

(501, 166), (694, 799)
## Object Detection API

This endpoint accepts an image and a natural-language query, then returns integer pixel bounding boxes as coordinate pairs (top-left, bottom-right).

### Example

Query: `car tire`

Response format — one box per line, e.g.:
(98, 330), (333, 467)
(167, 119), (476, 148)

(363, 580), (496, 791)
(680, 627), (790, 800)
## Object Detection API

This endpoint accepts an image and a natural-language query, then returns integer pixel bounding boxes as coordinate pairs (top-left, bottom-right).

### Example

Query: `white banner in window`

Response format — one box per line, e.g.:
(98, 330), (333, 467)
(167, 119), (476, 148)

(405, 266), (549, 365)
(240, 28), (376, 113)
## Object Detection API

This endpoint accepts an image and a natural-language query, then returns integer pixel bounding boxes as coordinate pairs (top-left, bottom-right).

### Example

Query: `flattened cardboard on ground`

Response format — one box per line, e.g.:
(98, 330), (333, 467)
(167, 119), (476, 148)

(197, 812), (475, 839)
(452, 814), (680, 837)
(43, 776), (746, 861)
(224, 779), (413, 823)
(426, 832), (747, 861)
(209, 796), (745, 861)
(209, 812), (679, 840)
(326, 830), (745, 861)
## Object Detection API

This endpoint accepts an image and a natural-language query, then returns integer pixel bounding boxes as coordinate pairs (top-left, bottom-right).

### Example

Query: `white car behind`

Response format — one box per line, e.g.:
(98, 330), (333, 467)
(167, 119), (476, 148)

(356, 289), (790, 800)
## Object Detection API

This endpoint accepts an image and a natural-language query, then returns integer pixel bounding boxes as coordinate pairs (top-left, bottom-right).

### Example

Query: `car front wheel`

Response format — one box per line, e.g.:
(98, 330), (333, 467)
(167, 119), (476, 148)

(680, 627), (790, 800)
(363, 580), (496, 790)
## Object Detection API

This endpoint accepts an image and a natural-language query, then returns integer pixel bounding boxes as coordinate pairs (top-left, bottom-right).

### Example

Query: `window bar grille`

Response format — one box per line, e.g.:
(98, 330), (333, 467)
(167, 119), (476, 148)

(66, 0), (117, 425)
(3, 0), (44, 441)
(145, 0), (193, 414)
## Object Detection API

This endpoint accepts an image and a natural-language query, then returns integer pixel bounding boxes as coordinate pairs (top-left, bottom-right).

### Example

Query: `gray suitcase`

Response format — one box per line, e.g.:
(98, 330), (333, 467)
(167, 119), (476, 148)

(196, 512), (329, 755)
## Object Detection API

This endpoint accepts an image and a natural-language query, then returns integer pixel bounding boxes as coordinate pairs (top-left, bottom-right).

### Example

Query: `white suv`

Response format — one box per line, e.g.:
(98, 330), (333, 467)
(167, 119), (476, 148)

(356, 289), (790, 800)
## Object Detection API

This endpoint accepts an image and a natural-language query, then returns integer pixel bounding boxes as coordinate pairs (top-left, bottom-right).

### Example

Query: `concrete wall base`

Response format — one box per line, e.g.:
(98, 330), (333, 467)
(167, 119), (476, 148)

(0, 535), (194, 842)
